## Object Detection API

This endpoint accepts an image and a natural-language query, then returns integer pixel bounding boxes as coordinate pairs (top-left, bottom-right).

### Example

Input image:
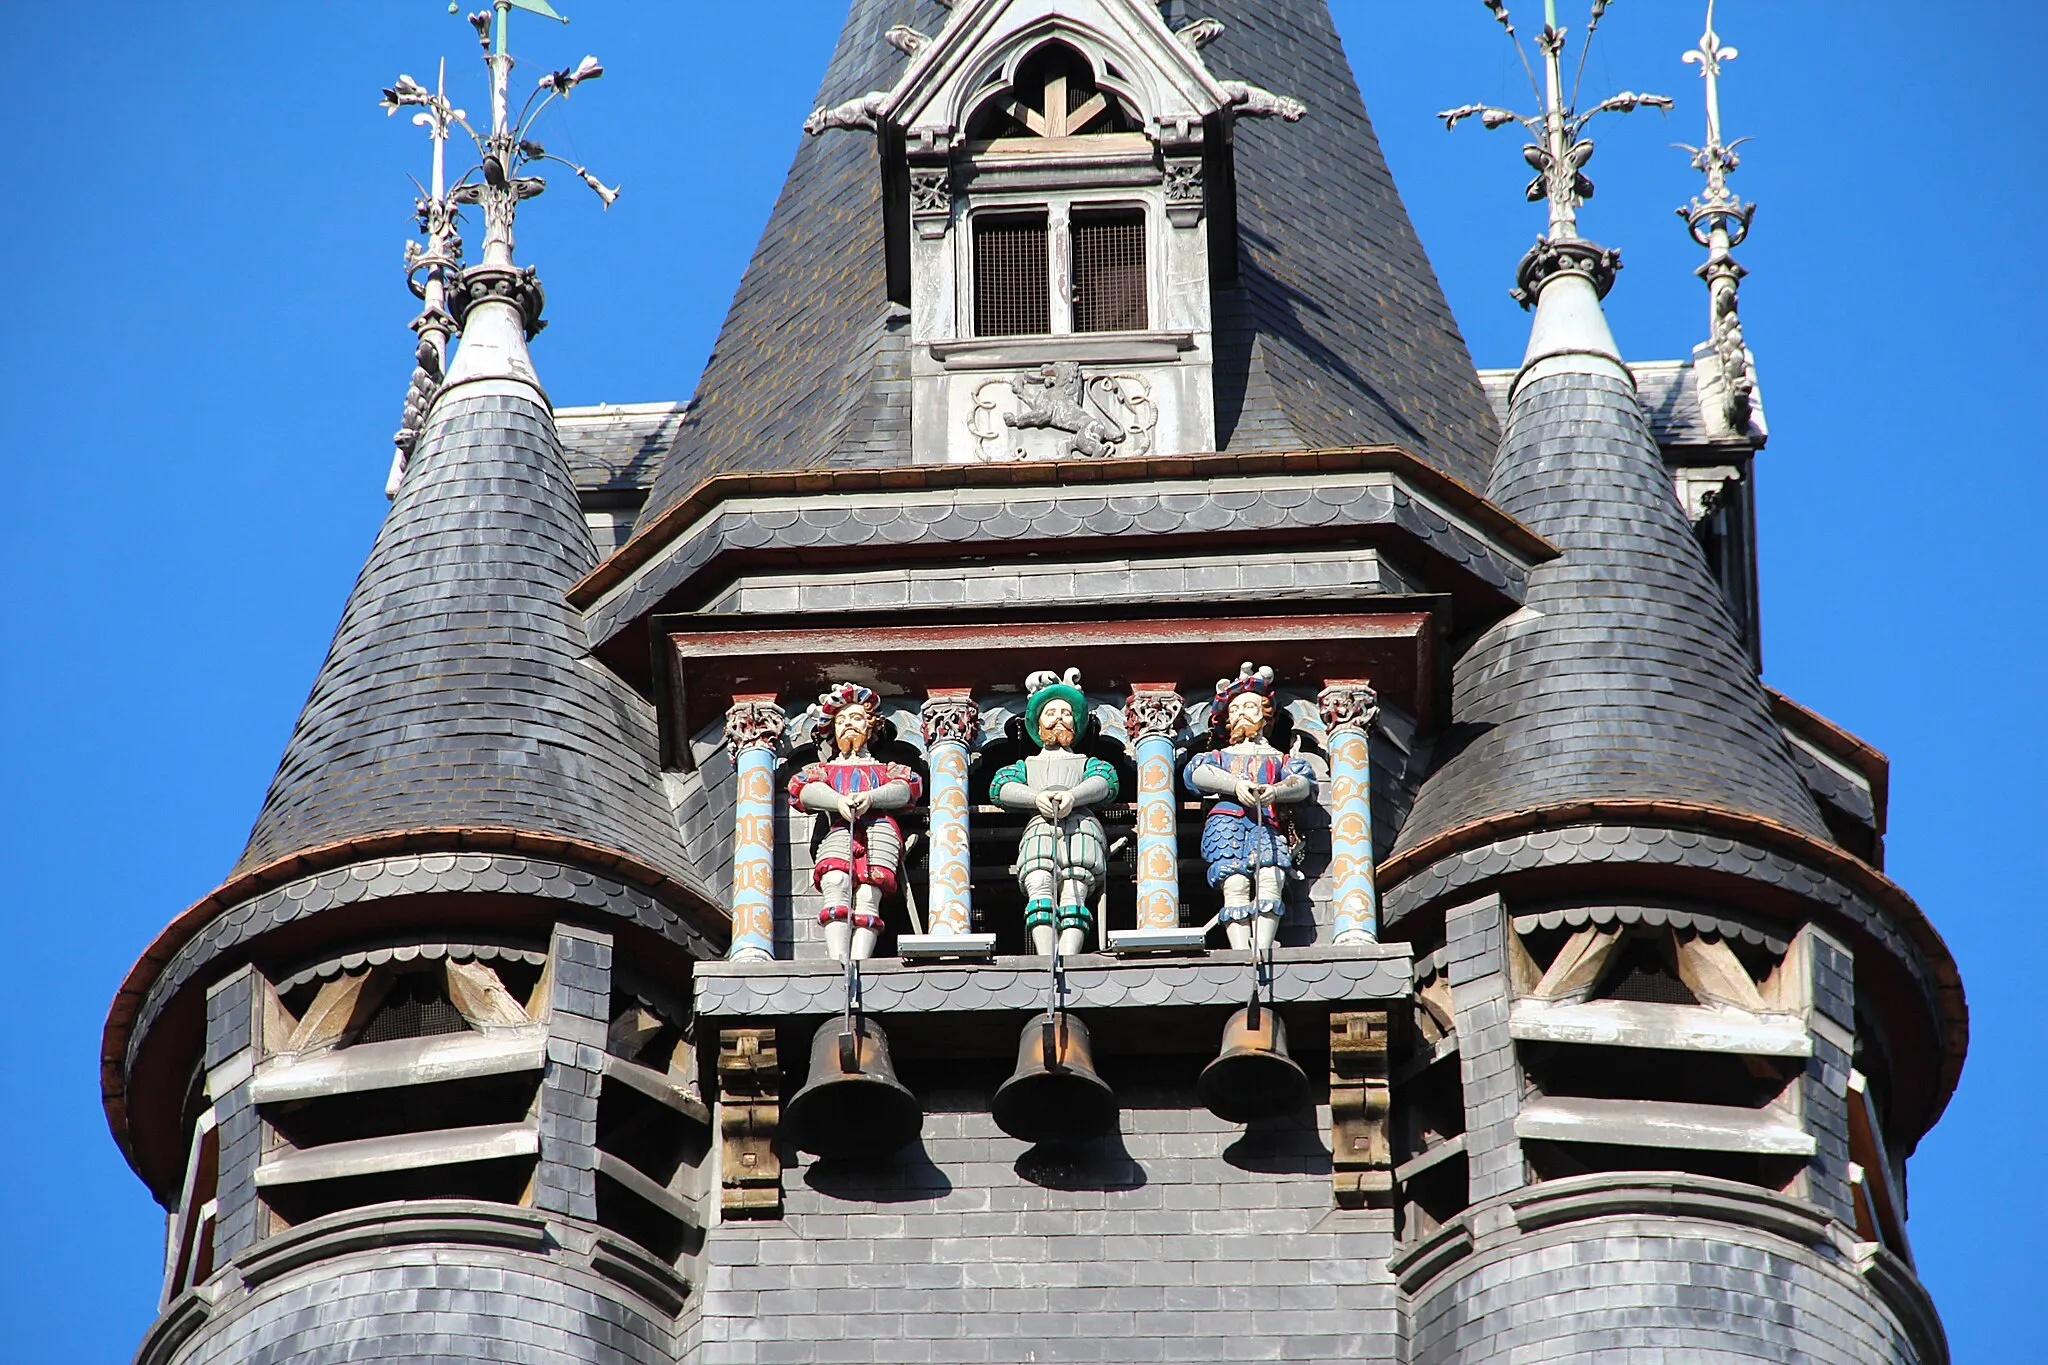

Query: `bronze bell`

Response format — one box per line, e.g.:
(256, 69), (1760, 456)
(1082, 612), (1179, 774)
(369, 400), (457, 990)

(1199, 1001), (1310, 1123)
(992, 1010), (1117, 1144)
(783, 1016), (923, 1159)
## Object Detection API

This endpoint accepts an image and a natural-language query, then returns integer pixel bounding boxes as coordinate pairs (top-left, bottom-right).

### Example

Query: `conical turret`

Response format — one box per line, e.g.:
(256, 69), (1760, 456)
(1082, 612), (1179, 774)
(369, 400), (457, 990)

(1398, 7), (1822, 853)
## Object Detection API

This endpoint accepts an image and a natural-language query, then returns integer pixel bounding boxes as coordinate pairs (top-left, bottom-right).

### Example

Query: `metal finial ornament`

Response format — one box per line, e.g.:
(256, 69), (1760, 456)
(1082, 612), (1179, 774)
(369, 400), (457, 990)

(1439, 1), (1672, 306)
(382, 61), (464, 498)
(379, 0), (618, 494)
(1678, 0), (1758, 432)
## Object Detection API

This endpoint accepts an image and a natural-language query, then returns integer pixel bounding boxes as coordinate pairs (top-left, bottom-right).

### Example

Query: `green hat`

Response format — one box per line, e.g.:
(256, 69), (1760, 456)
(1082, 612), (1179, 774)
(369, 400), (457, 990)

(1025, 669), (1087, 739)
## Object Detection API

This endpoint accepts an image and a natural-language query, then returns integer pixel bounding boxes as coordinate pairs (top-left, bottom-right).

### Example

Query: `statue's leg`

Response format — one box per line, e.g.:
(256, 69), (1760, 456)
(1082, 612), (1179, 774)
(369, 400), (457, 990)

(819, 867), (854, 962)
(850, 882), (883, 961)
(1253, 866), (1286, 956)
(1057, 819), (1106, 955)
(1056, 873), (1091, 956)
(1221, 872), (1255, 951)
(1020, 821), (1058, 955)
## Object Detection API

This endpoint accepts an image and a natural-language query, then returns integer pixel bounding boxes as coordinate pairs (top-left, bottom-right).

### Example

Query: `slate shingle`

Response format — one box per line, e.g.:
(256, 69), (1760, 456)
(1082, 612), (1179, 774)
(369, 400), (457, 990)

(1395, 363), (1827, 850)
(640, 0), (1499, 518)
(233, 387), (690, 887)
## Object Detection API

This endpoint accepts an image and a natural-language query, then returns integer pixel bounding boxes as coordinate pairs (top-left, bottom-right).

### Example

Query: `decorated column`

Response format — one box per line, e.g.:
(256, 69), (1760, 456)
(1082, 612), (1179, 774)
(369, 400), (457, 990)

(1125, 685), (1185, 931)
(1319, 681), (1381, 945)
(919, 689), (980, 937)
(724, 694), (786, 962)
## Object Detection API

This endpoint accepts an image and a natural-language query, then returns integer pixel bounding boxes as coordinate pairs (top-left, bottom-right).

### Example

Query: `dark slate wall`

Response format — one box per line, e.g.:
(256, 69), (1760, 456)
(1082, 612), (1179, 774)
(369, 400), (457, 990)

(1397, 369), (1827, 851)
(235, 389), (690, 888)
(166, 1247), (676, 1365)
(1408, 1218), (1924, 1365)
(690, 1083), (1398, 1365)
(645, 0), (1500, 513)
(1189, 0), (1500, 486)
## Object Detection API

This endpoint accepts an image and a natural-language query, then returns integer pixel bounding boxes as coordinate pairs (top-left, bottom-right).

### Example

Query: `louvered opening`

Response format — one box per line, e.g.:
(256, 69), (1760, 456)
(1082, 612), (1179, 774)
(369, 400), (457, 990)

(1594, 938), (1699, 1006)
(1072, 209), (1146, 333)
(355, 970), (471, 1044)
(974, 212), (1050, 337)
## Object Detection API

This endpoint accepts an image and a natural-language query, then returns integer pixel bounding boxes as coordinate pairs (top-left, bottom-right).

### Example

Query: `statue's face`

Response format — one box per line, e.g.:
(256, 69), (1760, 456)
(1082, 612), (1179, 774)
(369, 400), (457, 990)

(833, 703), (874, 756)
(1226, 692), (1271, 744)
(1037, 699), (1076, 748)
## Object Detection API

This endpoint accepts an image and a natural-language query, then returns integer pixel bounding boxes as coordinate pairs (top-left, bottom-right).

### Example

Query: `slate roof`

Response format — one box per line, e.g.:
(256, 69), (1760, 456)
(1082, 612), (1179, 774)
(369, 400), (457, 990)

(233, 385), (693, 889)
(640, 0), (1498, 519)
(1478, 360), (1739, 454)
(556, 401), (687, 495)
(1394, 361), (1828, 852)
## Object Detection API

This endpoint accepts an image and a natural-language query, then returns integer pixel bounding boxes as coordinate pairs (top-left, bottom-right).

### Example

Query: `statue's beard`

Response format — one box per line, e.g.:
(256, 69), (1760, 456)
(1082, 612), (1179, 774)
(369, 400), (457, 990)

(835, 727), (870, 757)
(1229, 715), (1266, 744)
(1040, 720), (1075, 747)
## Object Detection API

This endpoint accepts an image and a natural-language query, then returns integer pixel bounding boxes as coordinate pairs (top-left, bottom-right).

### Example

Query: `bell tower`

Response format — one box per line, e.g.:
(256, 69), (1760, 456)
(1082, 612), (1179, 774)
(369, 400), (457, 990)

(105, 3), (1962, 1363)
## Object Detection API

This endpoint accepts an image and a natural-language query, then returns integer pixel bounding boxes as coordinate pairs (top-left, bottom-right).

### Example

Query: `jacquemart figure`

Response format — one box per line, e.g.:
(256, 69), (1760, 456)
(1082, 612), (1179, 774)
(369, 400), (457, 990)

(1184, 663), (1315, 955)
(990, 668), (1120, 956)
(787, 683), (922, 962)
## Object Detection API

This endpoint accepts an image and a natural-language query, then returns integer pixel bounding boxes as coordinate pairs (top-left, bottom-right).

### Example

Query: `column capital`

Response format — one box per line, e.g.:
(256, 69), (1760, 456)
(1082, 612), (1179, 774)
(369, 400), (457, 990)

(920, 689), (981, 747)
(1318, 680), (1380, 734)
(1124, 684), (1185, 741)
(724, 695), (787, 763)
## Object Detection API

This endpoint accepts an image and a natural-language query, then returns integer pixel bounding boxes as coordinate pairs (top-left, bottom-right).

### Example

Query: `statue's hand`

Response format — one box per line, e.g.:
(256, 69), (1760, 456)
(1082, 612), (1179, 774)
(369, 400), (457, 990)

(1037, 789), (1074, 819)
(1235, 780), (1270, 808)
(837, 791), (871, 821)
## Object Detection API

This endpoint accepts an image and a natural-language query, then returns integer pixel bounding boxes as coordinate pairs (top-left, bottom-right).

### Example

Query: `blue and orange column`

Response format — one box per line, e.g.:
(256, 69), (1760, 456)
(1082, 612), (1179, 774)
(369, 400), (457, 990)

(919, 690), (981, 937)
(724, 695), (786, 961)
(1125, 685), (1185, 931)
(1319, 681), (1381, 945)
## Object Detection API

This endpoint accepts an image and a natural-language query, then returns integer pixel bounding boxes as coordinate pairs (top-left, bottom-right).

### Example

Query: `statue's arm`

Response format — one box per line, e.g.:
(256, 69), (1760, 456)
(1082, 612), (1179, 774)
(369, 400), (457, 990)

(989, 761), (1038, 811)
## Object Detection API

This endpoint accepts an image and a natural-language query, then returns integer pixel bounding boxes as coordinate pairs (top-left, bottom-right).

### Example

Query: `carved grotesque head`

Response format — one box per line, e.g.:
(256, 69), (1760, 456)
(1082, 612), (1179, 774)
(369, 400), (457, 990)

(1036, 698), (1077, 749)
(833, 701), (875, 756)
(1226, 690), (1273, 745)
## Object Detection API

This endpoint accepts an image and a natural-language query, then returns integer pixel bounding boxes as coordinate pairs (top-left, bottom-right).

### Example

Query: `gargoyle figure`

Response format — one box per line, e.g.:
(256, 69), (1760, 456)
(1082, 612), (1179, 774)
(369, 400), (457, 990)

(804, 90), (890, 135)
(1005, 361), (1124, 458)
(1175, 17), (1225, 51)
(885, 24), (929, 55)
(1220, 80), (1306, 122)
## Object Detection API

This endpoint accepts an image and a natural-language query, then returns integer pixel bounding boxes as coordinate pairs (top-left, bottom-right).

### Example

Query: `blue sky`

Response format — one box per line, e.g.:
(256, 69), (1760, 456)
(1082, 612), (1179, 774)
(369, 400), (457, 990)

(1, 2), (2039, 1359)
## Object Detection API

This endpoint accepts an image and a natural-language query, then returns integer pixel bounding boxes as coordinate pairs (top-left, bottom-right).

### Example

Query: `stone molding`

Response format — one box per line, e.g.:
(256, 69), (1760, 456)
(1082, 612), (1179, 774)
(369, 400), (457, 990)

(695, 944), (1412, 1021)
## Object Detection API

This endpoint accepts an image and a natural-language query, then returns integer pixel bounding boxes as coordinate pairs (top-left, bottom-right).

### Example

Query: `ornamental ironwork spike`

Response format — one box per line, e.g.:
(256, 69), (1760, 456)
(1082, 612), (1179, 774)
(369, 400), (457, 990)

(382, 59), (464, 498)
(1439, 2), (1671, 253)
(1676, 0), (1757, 433)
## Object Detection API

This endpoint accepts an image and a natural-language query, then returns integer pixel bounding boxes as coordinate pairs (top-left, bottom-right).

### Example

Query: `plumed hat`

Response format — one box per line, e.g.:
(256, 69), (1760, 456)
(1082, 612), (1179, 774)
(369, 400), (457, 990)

(807, 681), (883, 745)
(1024, 667), (1086, 739)
(1209, 662), (1276, 739)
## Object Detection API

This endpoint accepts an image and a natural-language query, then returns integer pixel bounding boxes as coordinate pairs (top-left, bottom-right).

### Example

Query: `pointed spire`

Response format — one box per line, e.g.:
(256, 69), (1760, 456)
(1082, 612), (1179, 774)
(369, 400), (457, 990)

(377, 4), (616, 479)
(1439, 1), (1669, 381)
(1397, 3), (1826, 860)
(1678, 0), (1759, 431)
(236, 13), (688, 893)
(382, 61), (463, 497)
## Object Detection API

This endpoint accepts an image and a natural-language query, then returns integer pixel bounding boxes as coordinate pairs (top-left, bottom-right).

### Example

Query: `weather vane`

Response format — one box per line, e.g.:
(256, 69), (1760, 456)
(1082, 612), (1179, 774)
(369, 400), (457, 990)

(1438, 0), (1671, 305)
(379, 0), (619, 496)
(1677, 0), (1757, 432)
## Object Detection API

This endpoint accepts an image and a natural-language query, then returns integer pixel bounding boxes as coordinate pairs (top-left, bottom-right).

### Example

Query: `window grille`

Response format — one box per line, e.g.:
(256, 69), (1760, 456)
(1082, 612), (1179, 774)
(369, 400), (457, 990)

(974, 212), (1050, 337)
(355, 972), (470, 1044)
(1072, 208), (1147, 333)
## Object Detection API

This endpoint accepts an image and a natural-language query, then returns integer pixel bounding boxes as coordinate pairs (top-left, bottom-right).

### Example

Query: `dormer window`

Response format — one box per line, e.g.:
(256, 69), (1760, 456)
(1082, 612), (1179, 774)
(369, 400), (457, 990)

(965, 42), (1141, 144)
(973, 211), (1050, 336)
(970, 203), (1149, 338)
(1072, 208), (1146, 332)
